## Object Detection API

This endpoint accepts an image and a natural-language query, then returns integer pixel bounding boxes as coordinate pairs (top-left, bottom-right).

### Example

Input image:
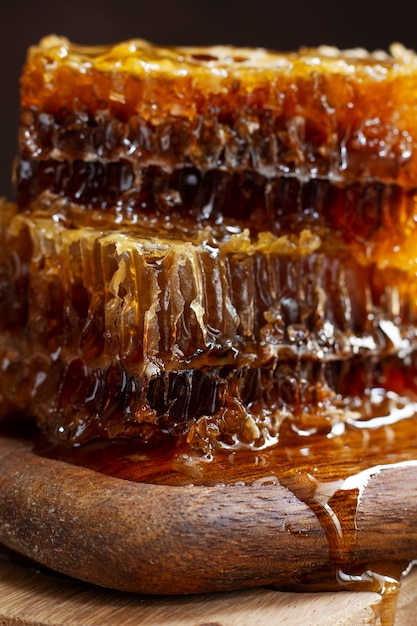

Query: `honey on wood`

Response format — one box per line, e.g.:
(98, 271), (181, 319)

(3, 38), (417, 616)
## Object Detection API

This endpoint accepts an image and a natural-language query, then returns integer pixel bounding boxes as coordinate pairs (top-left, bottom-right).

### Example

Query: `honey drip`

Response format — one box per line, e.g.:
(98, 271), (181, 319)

(35, 400), (417, 620)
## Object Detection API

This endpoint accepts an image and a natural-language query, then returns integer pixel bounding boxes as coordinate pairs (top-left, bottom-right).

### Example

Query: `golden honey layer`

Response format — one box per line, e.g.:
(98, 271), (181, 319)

(1, 202), (417, 450)
(19, 37), (417, 188)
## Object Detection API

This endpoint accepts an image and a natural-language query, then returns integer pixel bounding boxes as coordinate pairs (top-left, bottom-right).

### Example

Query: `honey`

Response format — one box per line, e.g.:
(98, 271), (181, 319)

(32, 399), (417, 622)
(16, 161), (417, 262)
(3, 38), (417, 612)
(5, 36), (417, 450)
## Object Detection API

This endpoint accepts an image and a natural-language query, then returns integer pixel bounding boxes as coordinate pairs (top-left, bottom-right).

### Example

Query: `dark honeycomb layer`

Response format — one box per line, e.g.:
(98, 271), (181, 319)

(16, 157), (417, 251)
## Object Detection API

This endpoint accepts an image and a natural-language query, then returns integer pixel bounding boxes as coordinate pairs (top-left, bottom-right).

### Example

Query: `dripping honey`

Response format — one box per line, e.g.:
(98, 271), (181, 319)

(36, 395), (417, 486)
(33, 400), (417, 599)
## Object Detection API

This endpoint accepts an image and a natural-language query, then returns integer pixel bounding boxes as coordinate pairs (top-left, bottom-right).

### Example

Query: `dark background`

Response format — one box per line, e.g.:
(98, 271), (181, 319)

(1, 0), (417, 199)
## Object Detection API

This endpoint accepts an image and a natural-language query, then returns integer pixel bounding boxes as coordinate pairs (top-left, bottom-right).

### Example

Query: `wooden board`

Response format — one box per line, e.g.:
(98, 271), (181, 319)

(0, 552), (416, 626)
(1, 436), (417, 624)
(2, 436), (417, 597)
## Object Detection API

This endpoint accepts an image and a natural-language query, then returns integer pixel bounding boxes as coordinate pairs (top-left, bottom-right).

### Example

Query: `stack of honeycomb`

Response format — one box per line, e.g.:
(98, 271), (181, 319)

(1, 36), (417, 454)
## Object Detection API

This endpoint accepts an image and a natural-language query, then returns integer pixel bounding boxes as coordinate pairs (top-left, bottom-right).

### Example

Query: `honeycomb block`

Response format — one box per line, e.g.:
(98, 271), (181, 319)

(19, 38), (417, 184)
(1, 201), (417, 450)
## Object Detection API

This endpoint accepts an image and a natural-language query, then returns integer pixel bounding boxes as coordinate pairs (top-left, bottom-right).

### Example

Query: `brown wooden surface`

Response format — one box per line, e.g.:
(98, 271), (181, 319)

(0, 436), (328, 594)
(0, 554), (416, 625)
(1, 434), (417, 623)
(1, 436), (417, 597)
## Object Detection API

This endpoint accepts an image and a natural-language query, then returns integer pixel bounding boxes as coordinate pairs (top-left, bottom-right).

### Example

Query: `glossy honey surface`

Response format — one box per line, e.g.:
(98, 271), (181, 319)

(17, 38), (417, 207)
(3, 39), (417, 618)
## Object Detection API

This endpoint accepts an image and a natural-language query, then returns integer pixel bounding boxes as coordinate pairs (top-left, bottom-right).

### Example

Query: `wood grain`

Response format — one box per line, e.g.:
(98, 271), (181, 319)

(1, 435), (417, 624)
(0, 552), (416, 625)
(1, 436), (417, 596)
(0, 436), (329, 594)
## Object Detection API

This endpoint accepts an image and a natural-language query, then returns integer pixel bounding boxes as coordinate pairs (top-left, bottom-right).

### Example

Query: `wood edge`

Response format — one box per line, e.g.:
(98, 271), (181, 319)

(0, 436), (417, 596)
(0, 435), (328, 594)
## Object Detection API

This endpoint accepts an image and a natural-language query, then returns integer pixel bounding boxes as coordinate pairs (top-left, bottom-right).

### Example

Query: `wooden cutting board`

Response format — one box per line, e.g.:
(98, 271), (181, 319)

(1, 436), (417, 624)
(0, 552), (416, 626)
(3, 435), (417, 597)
